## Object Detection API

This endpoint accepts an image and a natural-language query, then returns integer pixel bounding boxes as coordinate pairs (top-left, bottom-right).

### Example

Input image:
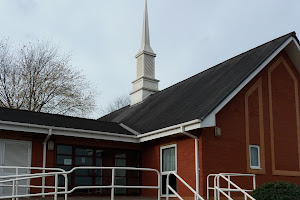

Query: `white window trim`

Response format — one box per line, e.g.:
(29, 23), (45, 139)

(249, 145), (261, 169)
(160, 144), (177, 197)
(0, 139), (32, 167)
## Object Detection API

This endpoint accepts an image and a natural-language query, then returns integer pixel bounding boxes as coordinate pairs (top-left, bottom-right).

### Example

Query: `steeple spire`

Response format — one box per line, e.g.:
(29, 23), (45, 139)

(130, 0), (159, 106)
(137, 0), (154, 55)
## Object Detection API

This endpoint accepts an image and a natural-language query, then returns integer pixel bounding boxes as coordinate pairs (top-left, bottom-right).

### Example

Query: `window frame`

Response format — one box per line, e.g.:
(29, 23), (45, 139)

(160, 144), (177, 197)
(56, 144), (141, 195)
(249, 145), (261, 169)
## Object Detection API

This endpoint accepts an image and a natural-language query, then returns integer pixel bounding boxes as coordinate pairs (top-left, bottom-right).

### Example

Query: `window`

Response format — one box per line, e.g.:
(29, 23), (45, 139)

(249, 145), (261, 169)
(160, 144), (177, 196)
(56, 145), (140, 195)
(115, 153), (126, 195)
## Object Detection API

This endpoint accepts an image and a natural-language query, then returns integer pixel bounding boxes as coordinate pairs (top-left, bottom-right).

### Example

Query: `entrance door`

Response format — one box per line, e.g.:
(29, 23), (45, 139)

(161, 144), (177, 196)
(0, 139), (32, 196)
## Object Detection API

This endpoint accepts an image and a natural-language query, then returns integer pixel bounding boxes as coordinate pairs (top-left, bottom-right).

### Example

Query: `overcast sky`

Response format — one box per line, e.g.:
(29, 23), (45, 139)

(0, 0), (299, 118)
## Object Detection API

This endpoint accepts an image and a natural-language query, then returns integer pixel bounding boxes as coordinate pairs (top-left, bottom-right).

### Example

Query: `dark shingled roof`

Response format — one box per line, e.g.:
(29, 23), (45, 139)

(100, 32), (297, 134)
(0, 107), (133, 135)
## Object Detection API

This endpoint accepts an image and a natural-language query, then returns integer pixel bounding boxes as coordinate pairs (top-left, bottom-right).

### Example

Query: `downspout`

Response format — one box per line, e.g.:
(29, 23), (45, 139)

(42, 129), (52, 196)
(181, 126), (200, 199)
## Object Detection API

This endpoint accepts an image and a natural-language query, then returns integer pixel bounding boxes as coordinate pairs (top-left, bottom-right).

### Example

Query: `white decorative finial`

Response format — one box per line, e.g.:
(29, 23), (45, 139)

(138, 0), (154, 54)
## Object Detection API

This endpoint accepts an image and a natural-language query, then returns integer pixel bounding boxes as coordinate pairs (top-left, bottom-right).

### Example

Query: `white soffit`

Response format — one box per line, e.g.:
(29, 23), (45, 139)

(284, 38), (300, 73)
(138, 119), (201, 142)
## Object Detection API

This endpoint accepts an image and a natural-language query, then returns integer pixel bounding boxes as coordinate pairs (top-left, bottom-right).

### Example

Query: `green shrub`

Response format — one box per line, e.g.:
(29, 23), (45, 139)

(252, 181), (300, 200)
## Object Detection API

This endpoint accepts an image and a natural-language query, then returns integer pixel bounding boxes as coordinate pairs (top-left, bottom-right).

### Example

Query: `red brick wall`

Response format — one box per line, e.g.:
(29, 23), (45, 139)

(141, 132), (201, 199)
(202, 50), (300, 198)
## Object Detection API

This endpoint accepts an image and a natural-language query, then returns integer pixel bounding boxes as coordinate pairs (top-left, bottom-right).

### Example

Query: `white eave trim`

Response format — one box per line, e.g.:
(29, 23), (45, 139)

(137, 119), (201, 142)
(0, 118), (202, 143)
(200, 37), (297, 128)
(0, 120), (139, 143)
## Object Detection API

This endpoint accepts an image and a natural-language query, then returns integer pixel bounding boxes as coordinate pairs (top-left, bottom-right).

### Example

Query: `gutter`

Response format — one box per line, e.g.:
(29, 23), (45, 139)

(42, 129), (52, 196)
(0, 119), (203, 143)
(0, 120), (139, 143)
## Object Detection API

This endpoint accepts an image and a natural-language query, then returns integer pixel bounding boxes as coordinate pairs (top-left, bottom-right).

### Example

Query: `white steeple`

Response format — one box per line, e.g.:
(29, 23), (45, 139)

(130, 0), (159, 106)
(137, 0), (154, 55)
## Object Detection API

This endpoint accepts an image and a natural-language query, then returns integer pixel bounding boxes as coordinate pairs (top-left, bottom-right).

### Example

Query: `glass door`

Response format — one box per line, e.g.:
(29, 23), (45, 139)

(161, 144), (177, 195)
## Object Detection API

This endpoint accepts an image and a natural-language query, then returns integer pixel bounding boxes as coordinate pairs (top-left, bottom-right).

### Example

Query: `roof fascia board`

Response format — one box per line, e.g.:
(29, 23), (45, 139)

(285, 38), (300, 73)
(138, 119), (201, 142)
(292, 37), (300, 50)
(201, 37), (294, 127)
(52, 129), (139, 143)
(0, 121), (49, 135)
(0, 120), (139, 143)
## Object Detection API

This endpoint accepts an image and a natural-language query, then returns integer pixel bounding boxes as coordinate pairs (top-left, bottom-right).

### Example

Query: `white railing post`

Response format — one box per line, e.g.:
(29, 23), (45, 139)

(64, 174), (68, 200)
(54, 173), (58, 200)
(253, 175), (256, 190)
(157, 171), (161, 200)
(228, 175), (231, 198)
(12, 179), (16, 200)
(217, 176), (220, 200)
(166, 173), (169, 200)
(15, 168), (19, 200)
(213, 175), (217, 200)
(111, 168), (115, 200)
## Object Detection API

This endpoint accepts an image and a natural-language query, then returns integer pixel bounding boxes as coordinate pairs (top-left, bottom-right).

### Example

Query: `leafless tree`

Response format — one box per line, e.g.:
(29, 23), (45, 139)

(0, 39), (97, 117)
(101, 94), (130, 115)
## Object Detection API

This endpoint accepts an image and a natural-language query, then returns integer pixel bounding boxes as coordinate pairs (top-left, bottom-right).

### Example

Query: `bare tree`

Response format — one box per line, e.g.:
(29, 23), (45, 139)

(101, 94), (130, 115)
(0, 39), (97, 117)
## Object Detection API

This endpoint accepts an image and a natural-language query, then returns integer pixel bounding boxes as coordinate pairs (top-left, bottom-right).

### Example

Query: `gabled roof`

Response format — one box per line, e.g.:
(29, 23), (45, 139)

(0, 107), (133, 135)
(100, 32), (299, 134)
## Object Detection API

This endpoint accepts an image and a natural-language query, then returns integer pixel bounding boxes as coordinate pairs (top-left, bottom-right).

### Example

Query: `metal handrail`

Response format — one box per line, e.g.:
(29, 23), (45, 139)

(0, 166), (67, 200)
(0, 166), (65, 180)
(166, 172), (205, 200)
(0, 166), (161, 200)
(214, 174), (256, 200)
(207, 173), (256, 200)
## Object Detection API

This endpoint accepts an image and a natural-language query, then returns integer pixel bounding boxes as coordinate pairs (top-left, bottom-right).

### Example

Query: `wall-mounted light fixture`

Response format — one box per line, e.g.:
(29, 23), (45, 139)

(215, 127), (221, 137)
(48, 141), (55, 150)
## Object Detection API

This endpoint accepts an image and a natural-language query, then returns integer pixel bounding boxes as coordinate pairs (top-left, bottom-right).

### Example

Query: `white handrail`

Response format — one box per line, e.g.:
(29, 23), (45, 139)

(166, 172), (205, 200)
(214, 174), (256, 200)
(0, 166), (161, 200)
(207, 173), (256, 200)
(0, 166), (67, 200)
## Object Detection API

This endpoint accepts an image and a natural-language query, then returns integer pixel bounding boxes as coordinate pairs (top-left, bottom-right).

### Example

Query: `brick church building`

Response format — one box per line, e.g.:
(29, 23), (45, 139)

(1, 1), (300, 199)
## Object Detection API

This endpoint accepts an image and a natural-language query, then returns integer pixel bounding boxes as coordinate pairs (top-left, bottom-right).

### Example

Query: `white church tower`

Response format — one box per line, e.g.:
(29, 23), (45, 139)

(130, 0), (159, 106)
